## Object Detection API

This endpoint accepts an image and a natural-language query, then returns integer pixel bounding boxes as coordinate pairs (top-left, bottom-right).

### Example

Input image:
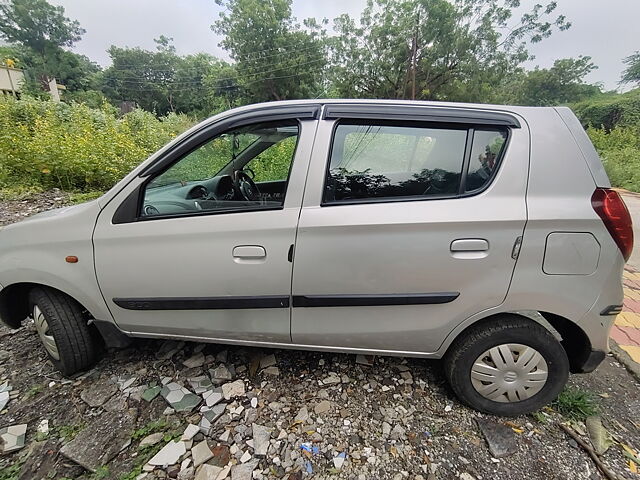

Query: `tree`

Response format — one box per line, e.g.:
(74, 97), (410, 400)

(620, 51), (640, 86)
(100, 37), (181, 114)
(328, 0), (571, 102)
(213, 0), (327, 102)
(0, 0), (85, 87)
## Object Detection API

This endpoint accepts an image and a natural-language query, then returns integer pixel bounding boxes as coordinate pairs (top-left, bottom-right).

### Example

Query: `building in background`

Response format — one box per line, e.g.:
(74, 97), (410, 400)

(0, 63), (24, 97)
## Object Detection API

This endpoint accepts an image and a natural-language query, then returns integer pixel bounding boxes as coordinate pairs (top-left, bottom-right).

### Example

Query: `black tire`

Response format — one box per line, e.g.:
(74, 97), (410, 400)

(443, 315), (569, 416)
(29, 287), (98, 376)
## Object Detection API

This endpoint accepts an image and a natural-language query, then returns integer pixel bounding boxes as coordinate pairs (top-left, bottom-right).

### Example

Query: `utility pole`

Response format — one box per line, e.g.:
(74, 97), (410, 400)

(410, 13), (419, 100)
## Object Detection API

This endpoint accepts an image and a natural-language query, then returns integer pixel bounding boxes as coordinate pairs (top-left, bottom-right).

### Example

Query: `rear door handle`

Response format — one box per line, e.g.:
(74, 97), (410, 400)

(450, 239), (489, 252)
(233, 245), (266, 260)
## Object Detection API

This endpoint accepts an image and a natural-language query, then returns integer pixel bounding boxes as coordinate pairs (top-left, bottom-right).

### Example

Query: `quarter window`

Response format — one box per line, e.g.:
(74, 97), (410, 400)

(465, 130), (508, 192)
(324, 123), (507, 203)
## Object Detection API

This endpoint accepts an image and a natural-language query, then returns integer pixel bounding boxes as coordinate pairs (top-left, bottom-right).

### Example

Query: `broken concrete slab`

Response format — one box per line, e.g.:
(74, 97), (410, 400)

(194, 463), (223, 480)
(80, 381), (118, 407)
(199, 404), (226, 435)
(115, 375), (137, 391)
(252, 423), (270, 457)
(148, 440), (187, 467)
(192, 439), (214, 467)
(0, 390), (9, 411)
(203, 388), (224, 407)
(0, 423), (27, 454)
(181, 423), (199, 441)
(476, 418), (518, 458)
(314, 400), (331, 415)
(210, 364), (233, 383)
(156, 341), (185, 360)
(259, 354), (277, 370)
(161, 382), (201, 412)
(221, 380), (245, 400)
(230, 459), (258, 480)
(142, 385), (162, 402)
(262, 366), (279, 376)
(183, 352), (206, 369)
(189, 376), (213, 394)
(139, 432), (165, 448)
(356, 354), (375, 366)
(60, 410), (136, 472)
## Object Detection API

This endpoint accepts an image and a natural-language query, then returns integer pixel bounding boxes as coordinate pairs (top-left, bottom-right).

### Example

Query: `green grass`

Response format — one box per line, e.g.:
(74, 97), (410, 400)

(68, 191), (104, 204)
(23, 384), (43, 400)
(131, 418), (169, 441)
(0, 462), (22, 480)
(552, 387), (599, 420)
(53, 424), (84, 441)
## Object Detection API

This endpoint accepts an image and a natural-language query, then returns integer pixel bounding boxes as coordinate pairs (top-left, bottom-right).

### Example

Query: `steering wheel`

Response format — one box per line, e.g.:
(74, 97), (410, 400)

(234, 170), (260, 201)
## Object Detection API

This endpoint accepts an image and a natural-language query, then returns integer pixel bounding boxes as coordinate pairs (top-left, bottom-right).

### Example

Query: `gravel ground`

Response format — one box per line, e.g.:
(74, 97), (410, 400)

(0, 192), (639, 480)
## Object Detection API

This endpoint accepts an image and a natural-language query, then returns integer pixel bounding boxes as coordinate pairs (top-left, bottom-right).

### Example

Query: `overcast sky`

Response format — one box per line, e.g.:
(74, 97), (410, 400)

(48, 0), (639, 91)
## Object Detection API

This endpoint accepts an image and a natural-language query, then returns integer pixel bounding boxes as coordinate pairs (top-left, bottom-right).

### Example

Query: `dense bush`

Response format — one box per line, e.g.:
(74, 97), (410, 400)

(587, 125), (640, 192)
(573, 89), (640, 131)
(0, 96), (194, 192)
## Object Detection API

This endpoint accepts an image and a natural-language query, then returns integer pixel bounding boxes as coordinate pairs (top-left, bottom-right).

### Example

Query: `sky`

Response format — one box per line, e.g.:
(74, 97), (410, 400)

(47, 0), (639, 91)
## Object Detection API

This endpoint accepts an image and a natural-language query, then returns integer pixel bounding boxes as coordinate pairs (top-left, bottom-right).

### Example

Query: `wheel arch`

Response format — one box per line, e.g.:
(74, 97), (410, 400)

(442, 310), (593, 374)
(0, 282), (130, 348)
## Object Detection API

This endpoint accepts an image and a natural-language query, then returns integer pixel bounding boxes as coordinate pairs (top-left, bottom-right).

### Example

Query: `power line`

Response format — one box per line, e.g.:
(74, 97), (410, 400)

(105, 41), (326, 70)
(103, 56), (327, 86)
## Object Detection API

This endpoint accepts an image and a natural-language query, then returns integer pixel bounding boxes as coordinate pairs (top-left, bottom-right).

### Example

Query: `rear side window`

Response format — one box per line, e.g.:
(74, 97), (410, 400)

(324, 123), (507, 203)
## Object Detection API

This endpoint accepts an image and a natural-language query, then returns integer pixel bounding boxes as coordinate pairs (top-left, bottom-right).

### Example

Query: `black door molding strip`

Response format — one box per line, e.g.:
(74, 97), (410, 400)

(113, 293), (459, 311)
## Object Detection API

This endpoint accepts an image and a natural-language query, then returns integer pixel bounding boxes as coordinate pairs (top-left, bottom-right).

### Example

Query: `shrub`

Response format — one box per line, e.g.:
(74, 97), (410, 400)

(0, 96), (194, 192)
(587, 125), (640, 192)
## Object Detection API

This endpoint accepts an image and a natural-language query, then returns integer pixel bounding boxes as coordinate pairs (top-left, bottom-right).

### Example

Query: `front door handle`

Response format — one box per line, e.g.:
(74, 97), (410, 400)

(233, 245), (266, 260)
(450, 239), (489, 252)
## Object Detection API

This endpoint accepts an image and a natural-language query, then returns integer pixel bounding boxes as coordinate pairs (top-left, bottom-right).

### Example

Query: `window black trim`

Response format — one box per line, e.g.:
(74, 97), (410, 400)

(140, 104), (320, 177)
(113, 114), (310, 224)
(113, 296), (290, 310)
(292, 293), (460, 307)
(320, 120), (511, 207)
(323, 104), (521, 128)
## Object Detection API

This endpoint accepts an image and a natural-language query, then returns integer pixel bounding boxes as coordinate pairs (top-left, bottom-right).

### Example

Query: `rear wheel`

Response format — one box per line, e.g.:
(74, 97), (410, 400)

(29, 287), (99, 376)
(444, 315), (569, 416)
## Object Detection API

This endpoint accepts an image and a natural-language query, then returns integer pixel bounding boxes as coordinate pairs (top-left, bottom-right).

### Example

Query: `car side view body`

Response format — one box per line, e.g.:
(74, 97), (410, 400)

(0, 99), (633, 415)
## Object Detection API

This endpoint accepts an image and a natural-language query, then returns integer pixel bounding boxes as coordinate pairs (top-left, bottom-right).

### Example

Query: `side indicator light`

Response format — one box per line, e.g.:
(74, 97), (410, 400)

(65, 256), (79, 263)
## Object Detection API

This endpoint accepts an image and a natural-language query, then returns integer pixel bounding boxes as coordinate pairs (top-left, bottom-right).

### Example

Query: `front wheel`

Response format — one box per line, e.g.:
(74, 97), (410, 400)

(443, 315), (569, 416)
(29, 287), (99, 376)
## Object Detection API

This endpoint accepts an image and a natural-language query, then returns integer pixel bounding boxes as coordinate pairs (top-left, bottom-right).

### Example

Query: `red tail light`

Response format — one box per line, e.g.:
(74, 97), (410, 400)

(591, 188), (634, 261)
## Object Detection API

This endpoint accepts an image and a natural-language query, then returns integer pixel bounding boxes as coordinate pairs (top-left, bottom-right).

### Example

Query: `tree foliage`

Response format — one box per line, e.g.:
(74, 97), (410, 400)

(213, 0), (327, 102)
(0, 0), (86, 86)
(328, 0), (570, 102)
(621, 51), (640, 86)
(500, 56), (600, 106)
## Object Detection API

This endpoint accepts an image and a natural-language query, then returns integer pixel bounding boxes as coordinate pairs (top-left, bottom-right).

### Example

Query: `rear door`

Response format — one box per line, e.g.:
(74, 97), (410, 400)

(291, 104), (529, 353)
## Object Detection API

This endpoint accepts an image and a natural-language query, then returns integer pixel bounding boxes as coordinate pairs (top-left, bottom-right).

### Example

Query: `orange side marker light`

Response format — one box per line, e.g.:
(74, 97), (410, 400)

(65, 256), (78, 263)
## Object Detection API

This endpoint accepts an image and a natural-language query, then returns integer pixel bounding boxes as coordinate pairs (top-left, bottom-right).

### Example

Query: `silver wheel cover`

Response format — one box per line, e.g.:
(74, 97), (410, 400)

(33, 305), (60, 361)
(470, 343), (548, 403)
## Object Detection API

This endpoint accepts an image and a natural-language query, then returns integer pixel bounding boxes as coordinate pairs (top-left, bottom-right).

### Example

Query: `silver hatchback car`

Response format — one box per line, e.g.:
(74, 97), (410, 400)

(0, 100), (633, 415)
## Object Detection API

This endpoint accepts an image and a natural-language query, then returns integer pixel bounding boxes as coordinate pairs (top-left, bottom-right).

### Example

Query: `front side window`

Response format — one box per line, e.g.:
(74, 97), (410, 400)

(324, 123), (508, 203)
(141, 121), (299, 218)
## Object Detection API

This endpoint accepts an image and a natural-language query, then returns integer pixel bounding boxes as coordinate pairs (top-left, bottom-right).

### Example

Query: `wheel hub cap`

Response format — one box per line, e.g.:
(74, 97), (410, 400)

(470, 343), (548, 403)
(33, 305), (60, 361)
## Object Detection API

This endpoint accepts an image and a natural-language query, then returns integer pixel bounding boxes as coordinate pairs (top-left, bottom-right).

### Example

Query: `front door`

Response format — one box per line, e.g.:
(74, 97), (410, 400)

(291, 109), (529, 353)
(93, 116), (317, 343)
